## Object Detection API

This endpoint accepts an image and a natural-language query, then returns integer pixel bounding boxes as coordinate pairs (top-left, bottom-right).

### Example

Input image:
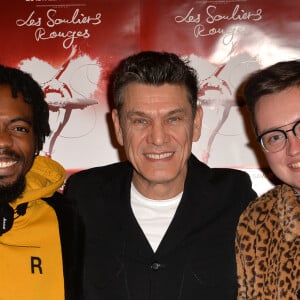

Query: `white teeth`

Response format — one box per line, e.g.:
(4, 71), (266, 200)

(0, 161), (17, 168)
(291, 162), (300, 168)
(146, 152), (173, 160)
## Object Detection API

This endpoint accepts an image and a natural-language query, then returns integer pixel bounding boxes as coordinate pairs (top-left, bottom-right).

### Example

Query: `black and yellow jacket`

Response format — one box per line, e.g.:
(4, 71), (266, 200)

(0, 156), (82, 300)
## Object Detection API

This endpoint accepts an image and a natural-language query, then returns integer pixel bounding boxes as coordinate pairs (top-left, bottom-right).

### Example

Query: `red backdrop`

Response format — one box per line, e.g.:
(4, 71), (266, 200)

(1, 0), (300, 195)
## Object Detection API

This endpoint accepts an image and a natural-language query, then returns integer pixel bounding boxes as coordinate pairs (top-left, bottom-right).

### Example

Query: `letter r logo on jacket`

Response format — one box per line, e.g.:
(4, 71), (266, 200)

(31, 256), (43, 274)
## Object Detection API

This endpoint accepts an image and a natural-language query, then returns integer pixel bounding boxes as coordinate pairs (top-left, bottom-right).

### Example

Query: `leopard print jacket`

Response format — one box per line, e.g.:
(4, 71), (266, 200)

(236, 184), (300, 300)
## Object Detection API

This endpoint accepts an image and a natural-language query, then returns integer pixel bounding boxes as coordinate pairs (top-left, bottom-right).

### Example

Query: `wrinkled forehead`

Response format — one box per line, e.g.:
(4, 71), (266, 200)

(122, 82), (190, 107)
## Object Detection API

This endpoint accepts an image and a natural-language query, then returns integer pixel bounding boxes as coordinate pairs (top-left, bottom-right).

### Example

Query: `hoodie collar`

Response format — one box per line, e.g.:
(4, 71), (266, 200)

(12, 156), (66, 208)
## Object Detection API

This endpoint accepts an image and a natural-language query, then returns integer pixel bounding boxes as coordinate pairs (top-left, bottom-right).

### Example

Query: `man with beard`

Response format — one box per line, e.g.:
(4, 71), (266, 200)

(0, 65), (82, 300)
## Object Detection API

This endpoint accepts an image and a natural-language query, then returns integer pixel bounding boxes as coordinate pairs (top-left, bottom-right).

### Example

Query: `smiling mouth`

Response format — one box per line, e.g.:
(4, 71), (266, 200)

(0, 160), (17, 169)
(145, 152), (173, 160)
(290, 162), (300, 168)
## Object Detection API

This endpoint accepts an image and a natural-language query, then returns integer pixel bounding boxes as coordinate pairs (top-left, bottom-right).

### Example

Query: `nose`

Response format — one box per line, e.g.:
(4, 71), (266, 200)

(286, 133), (300, 156)
(148, 122), (168, 146)
(0, 130), (13, 149)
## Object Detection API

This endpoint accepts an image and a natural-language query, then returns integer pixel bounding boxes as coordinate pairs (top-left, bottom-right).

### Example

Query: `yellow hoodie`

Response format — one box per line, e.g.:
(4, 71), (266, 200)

(0, 156), (66, 300)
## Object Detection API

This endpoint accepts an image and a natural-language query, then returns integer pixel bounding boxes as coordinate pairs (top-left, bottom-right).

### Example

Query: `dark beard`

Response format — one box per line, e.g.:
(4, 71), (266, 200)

(0, 175), (26, 205)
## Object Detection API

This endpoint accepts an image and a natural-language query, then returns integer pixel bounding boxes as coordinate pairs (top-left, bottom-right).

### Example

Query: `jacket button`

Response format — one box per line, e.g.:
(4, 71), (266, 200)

(150, 262), (161, 271)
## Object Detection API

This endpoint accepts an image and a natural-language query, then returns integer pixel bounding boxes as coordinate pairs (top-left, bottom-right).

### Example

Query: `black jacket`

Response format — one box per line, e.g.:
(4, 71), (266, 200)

(65, 154), (257, 300)
(46, 192), (83, 300)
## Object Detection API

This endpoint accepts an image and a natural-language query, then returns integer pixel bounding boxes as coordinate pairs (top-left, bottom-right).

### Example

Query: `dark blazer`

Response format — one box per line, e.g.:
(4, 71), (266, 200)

(45, 192), (83, 300)
(64, 154), (257, 300)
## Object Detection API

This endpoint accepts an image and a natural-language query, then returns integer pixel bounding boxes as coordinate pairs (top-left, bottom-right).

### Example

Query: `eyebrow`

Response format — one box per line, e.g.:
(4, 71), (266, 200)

(126, 111), (147, 118)
(9, 117), (33, 126)
(126, 108), (186, 118)
(276, 119), (300, 129)
(259, 118), (300, 135)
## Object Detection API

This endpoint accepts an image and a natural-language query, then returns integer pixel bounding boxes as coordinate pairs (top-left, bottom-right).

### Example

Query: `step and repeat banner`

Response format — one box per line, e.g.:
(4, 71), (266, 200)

(1, 0), (300, 195)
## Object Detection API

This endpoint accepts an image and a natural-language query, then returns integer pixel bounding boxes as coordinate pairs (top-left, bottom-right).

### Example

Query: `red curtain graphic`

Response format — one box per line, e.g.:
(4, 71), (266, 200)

(1, 0), (299, 195)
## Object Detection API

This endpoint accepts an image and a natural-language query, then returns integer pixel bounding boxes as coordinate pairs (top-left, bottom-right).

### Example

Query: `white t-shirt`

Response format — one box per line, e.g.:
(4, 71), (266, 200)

(131, 184), (182, 252)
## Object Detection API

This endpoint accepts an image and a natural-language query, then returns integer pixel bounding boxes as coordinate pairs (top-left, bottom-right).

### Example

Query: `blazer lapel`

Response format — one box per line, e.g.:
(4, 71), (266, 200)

(155, 155), (220, 256)
(111, 165), (154, 259)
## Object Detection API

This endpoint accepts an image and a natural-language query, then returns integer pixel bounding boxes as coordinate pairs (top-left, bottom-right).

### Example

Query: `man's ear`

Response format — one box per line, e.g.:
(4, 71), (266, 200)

(112, 109), (124, 146)
(192, 105), (203, 142)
